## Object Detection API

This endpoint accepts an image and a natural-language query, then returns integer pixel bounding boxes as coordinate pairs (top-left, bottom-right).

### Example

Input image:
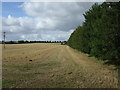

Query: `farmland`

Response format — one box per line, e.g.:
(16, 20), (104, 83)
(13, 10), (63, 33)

(2, 43), (118, 88)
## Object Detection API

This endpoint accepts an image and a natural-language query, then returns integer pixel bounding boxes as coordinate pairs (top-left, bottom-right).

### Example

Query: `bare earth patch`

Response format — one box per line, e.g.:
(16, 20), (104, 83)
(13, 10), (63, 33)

(2, 43), (118, 88)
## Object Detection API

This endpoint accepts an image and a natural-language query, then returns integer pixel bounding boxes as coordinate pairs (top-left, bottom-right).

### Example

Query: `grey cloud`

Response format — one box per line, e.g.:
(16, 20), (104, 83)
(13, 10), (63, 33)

(21, 2), (94, 31)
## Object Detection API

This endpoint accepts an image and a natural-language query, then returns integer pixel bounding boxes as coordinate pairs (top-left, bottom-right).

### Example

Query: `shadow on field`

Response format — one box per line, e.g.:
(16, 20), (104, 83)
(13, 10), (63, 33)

(104, 60), (120, 70)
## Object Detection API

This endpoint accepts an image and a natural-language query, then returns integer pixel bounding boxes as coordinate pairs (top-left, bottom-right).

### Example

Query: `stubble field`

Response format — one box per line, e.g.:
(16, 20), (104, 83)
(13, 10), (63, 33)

(2, 43), (118, 88)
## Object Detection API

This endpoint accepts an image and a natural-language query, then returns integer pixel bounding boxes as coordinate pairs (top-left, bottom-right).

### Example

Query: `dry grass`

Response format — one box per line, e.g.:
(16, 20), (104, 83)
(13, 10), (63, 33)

(2, 43), (118, 88)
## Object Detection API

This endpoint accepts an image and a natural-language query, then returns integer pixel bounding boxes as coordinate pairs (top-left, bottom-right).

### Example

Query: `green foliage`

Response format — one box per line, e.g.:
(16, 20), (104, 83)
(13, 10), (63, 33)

(67, 2), (120, 65)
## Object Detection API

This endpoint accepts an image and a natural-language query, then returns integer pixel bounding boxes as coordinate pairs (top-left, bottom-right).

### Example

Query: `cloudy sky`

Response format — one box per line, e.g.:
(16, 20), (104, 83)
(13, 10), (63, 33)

(2, 2), (97, 41)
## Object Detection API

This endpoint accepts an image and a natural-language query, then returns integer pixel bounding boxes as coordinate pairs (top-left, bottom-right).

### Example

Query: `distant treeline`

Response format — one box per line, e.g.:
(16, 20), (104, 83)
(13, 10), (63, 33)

(67, 2), (120, 65)
(1, 40), (67, 44)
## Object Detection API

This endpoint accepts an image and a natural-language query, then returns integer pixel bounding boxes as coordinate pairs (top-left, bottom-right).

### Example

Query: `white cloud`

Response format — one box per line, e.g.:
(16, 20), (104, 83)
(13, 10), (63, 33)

(2, 2), (95, 41)
(41, 29), (74, 41)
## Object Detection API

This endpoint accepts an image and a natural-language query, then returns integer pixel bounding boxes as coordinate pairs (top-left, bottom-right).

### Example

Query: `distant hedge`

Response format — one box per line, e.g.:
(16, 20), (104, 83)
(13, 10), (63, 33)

(67, 2), (120, 65)
(2, 40), (66, 44)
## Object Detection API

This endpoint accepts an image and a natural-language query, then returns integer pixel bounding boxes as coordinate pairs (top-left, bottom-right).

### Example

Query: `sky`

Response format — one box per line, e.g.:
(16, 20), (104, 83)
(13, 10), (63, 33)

(2, 2), (96, 41)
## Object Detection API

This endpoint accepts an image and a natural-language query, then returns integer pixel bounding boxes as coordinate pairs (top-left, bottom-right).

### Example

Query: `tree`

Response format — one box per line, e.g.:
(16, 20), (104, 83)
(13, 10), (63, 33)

(68, 2), (120, 65)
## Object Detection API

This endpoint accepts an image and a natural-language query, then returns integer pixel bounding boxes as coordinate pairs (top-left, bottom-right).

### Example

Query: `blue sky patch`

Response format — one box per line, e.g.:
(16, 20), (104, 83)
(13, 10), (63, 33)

(2, 2), (27, 17)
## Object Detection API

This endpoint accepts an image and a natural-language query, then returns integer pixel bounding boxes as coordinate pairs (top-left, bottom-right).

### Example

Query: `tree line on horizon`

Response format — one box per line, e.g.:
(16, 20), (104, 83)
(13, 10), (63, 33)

(67, 2), (120, 65)
(1, 40), (67, 44)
